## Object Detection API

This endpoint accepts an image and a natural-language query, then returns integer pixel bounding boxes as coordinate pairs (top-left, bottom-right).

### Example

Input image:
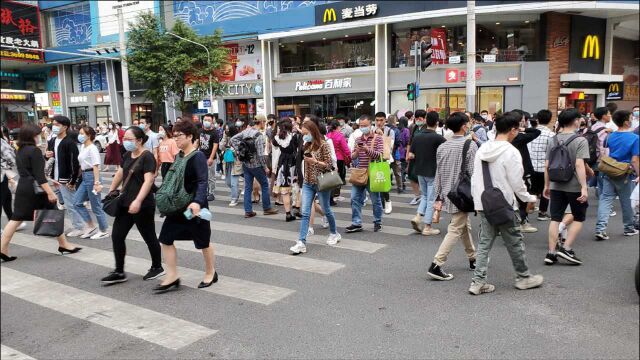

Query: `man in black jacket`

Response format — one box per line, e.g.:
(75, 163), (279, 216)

(46, 115), (87, 237)
(511, 110), (541, 233)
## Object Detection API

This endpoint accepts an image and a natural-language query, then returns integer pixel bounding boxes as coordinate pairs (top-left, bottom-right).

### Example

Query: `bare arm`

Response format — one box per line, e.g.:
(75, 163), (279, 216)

(109, 168), (124, 192)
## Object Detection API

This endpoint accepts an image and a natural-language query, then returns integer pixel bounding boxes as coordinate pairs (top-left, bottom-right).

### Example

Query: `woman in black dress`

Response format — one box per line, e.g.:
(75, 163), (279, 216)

(272, 119), (299, 222)
(1, 124), (81, 262)
(154, 120), (217, 293)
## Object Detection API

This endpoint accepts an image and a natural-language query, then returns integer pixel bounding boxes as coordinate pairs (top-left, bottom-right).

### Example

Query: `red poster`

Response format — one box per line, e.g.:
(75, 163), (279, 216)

(430, 28), (448, 65)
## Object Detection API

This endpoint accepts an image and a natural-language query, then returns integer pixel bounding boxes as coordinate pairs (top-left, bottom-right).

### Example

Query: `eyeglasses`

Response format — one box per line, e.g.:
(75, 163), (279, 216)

(173, 132), (185, 137)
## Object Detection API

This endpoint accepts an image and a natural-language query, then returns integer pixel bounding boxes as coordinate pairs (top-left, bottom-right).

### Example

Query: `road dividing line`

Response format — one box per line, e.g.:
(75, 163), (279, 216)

(1, 345), (36, 360)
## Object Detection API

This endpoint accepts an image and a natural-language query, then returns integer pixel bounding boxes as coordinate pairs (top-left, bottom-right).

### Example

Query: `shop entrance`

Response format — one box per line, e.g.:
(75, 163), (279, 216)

(275, 92), (374, 121)
(69, 106), (89, 124)
(225, 99), (255, 120)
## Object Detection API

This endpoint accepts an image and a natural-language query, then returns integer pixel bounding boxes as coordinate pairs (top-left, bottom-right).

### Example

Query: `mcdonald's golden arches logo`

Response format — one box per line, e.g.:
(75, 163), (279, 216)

(608, 83), (619, 93)
(323, 8), (337, 23)
(582, 35), (600, 59)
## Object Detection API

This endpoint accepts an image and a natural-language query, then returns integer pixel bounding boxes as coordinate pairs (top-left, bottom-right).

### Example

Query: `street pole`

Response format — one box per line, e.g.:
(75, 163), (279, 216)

(167, 32), (214, 114)
(414, 40), (419, 112)
(118, 8), (132, 126)
(466, 0), (476, 113)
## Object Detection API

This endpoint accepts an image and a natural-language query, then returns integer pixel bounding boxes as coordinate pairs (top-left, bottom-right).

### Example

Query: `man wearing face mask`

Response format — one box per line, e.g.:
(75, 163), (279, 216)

(46, 115), (86, 237)
(199, 114), (220, 201)
(632, 105), (639, 130)
(139, 117), (159, 169)
(481, 110), (493, 131)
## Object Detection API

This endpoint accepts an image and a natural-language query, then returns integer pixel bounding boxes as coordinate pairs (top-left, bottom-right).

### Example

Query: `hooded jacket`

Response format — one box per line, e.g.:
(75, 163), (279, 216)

(471, 140), (536, 211)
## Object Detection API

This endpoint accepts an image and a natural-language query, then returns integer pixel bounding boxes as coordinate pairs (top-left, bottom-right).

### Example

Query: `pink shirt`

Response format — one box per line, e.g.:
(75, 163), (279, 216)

(158, 138), (179, 163)
(326, 130), (350, 161)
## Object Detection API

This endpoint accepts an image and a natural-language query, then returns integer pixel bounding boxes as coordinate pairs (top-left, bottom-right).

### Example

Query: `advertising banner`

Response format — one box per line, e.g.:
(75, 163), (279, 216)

(430, 28), (448, 65)
(215, 42), (262, 82)
(0, 1), (43, 62)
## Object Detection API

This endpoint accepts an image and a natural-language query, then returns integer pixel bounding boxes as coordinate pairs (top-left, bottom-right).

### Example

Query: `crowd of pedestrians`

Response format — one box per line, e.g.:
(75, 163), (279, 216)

(1, 102), (638, 295)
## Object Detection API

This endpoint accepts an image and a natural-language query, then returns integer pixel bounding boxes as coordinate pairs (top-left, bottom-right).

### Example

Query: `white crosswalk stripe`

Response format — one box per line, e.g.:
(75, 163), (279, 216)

(11, 233), (294, 305)
(1, 267), (217, 350)
(0, 345), (36, 360)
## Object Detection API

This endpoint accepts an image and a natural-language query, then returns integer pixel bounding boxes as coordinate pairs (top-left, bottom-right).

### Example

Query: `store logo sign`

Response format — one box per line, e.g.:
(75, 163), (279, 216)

(0, 92), (28, 100)
(606, 82), (623, 100)
(323, 8), (336, 23)
(295, 78), (352, 91)
(582, 35), (600, 59)
(446, 69), (459, 83)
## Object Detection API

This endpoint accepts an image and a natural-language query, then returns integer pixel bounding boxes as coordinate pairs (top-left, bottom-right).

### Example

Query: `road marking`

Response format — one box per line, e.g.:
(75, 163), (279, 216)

(11, 233), (294, 306)
(1, 345), (35, 360)
(1, 267), (217, 350)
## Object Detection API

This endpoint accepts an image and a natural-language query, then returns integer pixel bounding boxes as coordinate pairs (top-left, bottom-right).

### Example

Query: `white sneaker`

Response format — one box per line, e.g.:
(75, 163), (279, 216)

(90, 231), (110, 240)
(409, 197), (420, 206)
(221, 175), (226, 180)
(80, 226), (97, 239)
(307, 227), (315, 237)
(289, 241), (307, 254)
(610, 211), (617, 217)
(326, 233), (342, 245)
(336, 196), (345, 202)
(16, 222), (27, 231)
(229, 200), (238, 207)
(384, 201), (393, 214)
(57, 202), (65, 210)
(321, 216), (329, 229)
(66, 229), (85, 237)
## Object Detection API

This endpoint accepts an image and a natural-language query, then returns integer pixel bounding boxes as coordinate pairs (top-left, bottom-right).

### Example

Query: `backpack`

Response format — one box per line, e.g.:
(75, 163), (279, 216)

(547, 134), (579, 183)
(447, 140), (475, 213)
(156, 150), (198, 215)
(223, 148), (235, 163)
(581, 126), (605, 165)
(236, 133), (260, 163)
(480, 161), (515, 226)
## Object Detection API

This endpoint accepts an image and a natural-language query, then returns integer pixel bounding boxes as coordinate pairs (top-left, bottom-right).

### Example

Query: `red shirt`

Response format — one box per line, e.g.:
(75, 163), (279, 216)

(117, 128), (124, 144)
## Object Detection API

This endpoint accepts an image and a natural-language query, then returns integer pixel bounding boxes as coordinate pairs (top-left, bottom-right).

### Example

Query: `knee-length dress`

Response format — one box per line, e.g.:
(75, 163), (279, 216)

(104, 131), (122, 165)
(272, 134), (299, 191)
(12, 145), (54, 221)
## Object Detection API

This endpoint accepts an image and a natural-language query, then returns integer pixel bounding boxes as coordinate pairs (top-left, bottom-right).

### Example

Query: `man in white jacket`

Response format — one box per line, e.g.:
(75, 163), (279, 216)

(469, 112), (544, 295)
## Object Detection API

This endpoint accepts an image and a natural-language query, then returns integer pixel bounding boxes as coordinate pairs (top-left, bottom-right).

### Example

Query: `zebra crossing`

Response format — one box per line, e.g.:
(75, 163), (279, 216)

(1, 169), (422, 358)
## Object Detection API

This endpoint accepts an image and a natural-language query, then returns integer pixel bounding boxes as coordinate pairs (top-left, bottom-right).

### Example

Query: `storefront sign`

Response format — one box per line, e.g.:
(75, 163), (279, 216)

(0, 1), (43, 62)
(34, 92), (49, 107)
(553, 36), (569, 48)
(98, 1), (154, 36)
(448, 56), (461, 64)
(295, 78), (353, 91)
(569, 15), (605, 74)
(315, 2), (465, 26)
(221, 82), (262, 97)
(445, 69), (482, 83)
(430, 28), (448, 65)
(215, 42), (261, 82)
(483, 54), (496, 63)
(581, 35), (600, 59)
(69, 95), (88, 103)
(605, 82), (624, 101)
(50, 92), (62, 115)
(0, 92), (30, 101)
(0, 71), (20, 78)
(446, 69), (459, 83)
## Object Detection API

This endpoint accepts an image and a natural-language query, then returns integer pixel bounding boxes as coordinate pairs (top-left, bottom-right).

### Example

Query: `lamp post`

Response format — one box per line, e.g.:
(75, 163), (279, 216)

(167, 32), (214, 113)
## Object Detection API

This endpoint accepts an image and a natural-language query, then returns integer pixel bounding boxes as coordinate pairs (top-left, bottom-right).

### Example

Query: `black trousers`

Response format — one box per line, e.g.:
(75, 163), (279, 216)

(332, 160), (346, 198)
(111, 206), (162, 273)
(1, 176), (12, 219)
(160, 162), (172, 180)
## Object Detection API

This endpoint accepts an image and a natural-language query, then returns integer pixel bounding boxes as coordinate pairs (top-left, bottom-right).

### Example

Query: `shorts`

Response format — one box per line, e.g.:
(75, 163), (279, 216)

(530, 171), (545, 194)
(549, 190), (588, 222)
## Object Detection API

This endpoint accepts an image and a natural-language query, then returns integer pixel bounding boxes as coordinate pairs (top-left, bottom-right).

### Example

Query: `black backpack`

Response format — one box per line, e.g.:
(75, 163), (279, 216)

(582, 126), (605, 166)
(236, 133), (260, 162)
(547, 134), (579, 183)
(447, 140), (475, 213)
(480, 161), (515, 226)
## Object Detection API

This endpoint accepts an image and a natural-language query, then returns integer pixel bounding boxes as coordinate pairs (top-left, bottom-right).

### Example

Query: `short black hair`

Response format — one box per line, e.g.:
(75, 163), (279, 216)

(358, 114), (372, 124)
(612, 110), (631, 128)
(446, 112), (468, 133)
(80, 126), (96, 141)
(125, 125), (148, 145)
(267, 114), (277, 121)
(481, 110), (488, 114)
(536, 109), (552, 125)
(172, 120), (199, 143)
(473, 113), (484, 123)
(203, 113), (215, 121)
(404, 111), (413, 119)
(414, 109), (427, 119)
(606, 102), (618, 114)
(17, 124), (41, 147)
(52, 115), (71, 128)
(495, 112), (521, 134)
(426, 111), (439, 127)
(375, 111), (386, 119)
(511, 109), (524, 120)
(557, 108), (581, 128)
(593, 107), (609, 120)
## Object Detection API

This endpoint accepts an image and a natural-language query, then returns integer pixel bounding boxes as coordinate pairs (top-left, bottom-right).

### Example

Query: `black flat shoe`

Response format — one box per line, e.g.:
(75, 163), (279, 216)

(153, 278), (180, 294)
(58, 247), (82, 255)
(198, 271), (218, 288)
(1, 252), (17, 262)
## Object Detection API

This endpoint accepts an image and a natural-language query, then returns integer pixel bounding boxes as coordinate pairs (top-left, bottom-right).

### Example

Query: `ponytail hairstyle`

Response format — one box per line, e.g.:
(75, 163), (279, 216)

(126, 125), (148, 145)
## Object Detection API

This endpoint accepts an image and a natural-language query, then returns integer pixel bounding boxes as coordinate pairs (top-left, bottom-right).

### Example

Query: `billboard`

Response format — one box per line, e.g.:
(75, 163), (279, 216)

(214, 42), (262, 82)
(97, 1), (155, 37)
(0, 0), (43, 62)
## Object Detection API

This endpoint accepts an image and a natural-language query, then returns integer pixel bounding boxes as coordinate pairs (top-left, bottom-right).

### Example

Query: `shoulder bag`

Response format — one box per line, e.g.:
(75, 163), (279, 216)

(447, 140), (475, 213)
(349, 135), (378, 186)
(102, 153), (145, 217)
(480, 161), (514, 226)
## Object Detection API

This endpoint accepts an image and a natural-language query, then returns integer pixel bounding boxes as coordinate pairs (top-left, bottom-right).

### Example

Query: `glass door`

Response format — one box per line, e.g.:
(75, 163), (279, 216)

(69, 106), (89, 124)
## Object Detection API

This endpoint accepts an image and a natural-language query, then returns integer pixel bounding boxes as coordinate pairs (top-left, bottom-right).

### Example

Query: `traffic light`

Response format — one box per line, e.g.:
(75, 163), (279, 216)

(420, 41), (433, 71)
(407, 82), (416, 101)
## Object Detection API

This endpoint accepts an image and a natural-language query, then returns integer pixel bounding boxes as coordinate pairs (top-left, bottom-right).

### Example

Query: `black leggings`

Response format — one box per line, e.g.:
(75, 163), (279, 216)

(160, 162), (172, 180)
(1, 176), (12, 219)
(333, 160), (347, 198)
(111, 206), (162, 273)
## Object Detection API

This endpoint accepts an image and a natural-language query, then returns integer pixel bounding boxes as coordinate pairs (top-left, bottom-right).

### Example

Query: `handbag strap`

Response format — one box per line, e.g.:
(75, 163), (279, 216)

(482, 161), (493, 190)
(121, 151), (147, 192)
(459, 139), (472, 176)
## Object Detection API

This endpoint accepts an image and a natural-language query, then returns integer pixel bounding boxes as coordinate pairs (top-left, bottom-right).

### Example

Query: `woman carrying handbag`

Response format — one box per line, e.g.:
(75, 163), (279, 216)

(1, 124), (81, 262)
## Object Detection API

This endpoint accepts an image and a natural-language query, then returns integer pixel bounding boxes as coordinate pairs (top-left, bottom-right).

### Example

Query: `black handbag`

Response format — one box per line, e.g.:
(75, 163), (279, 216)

(101, 154), (144, 217)
(447, 140), (475, 213)
(33, 179), (45, 195)
(33, 209), (65, 237)
(480, 161), (515, 226)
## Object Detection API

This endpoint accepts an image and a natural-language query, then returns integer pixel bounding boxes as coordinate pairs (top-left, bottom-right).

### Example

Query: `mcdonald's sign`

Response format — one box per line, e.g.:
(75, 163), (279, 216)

(581, 35), (600, 59)
(606, 82), (624, 100)
(323, 8), (337, 23)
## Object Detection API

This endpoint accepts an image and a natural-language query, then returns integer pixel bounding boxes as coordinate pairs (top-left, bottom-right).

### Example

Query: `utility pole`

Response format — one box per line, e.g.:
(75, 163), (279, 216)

(118, 7), (132, 126)
(413, 40), (419, 112)
(466, 0), (476, 113)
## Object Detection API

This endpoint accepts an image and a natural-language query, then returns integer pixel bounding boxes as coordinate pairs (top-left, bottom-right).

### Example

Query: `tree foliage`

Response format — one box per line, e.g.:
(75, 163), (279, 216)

(126, 13), (227, 112)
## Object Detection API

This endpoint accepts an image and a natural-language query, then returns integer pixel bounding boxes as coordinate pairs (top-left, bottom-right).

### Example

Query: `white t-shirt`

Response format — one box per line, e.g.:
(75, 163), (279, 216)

(78, 143), (101, 171)
(144, 130), (159, 151)
(53, 137), (62, 180)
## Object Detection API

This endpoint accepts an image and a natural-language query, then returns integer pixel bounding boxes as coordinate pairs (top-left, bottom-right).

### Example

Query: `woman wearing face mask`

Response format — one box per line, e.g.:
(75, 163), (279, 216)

(272, 119), (300, 221)
(1, 124), (81, 262)
(289, 121), (340, 255)
(103, 121), (121, 172)
(100, 126), (163, 284)
(73, 126), (110, 239)
(157, 124), (179, 180)
(220, 123), (242, 206)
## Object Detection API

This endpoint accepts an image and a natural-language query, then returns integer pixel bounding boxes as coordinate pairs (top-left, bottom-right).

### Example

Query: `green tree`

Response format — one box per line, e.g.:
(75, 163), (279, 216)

(126, 13), (227, 112)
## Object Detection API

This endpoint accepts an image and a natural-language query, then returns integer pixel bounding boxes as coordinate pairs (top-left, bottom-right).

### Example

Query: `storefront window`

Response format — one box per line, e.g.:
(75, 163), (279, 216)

(279, 35), (375, 73)
(132, 104), (152, 122)
(72, 62), (108, 93)
(275, 93), (374, 121)
(389, 89), (447, 117)
(389, 87), (504, 117)
(478, 87), (504, 114)
(96, 105), (111, 124)
(225, 99), (255, 120)
(69, 106), (89, 124)
(391, 15), (540, 67)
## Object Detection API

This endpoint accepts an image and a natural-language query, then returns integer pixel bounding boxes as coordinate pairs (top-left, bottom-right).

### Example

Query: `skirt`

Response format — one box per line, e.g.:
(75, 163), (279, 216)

(104, 142), (122, 165)
(158, 213), (211, 249)
(12, 178), (54, 221)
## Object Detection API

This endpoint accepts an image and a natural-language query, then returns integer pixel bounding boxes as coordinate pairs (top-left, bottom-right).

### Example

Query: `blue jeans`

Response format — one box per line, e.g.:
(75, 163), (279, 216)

(243, 165), (271, 213)
(351, 183), (383, 225)
(58, 182), (84, 231)
(73, 171), (108, 232)
(417, 176), (436, 225)
(225, 162), (239, 201)
(596, 174), (635, 233)
(298, 183), (337, 243)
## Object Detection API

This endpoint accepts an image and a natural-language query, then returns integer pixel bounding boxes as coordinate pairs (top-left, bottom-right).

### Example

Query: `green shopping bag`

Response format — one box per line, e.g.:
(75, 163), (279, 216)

(368, 159), (391, 193)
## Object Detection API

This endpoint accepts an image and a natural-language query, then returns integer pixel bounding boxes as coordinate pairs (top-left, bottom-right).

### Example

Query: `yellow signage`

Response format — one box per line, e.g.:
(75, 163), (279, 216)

(608, 83), (619, 93)
(582, 35), (600, 59)
(323, 8), (337, 23)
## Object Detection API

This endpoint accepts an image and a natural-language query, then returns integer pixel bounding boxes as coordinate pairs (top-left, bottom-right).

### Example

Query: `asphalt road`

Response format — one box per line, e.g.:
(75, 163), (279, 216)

(1, 174), (638, 359)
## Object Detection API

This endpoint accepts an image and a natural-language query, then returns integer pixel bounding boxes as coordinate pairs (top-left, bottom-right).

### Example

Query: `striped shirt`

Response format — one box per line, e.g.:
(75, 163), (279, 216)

(353, 133), (383, 169)
(434, 136), (478, 214)
(527, 125), (554, 173)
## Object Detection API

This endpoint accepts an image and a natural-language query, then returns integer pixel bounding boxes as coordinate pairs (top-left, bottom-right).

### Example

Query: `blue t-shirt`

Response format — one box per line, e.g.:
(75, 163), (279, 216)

(607, 131), (639, 164)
